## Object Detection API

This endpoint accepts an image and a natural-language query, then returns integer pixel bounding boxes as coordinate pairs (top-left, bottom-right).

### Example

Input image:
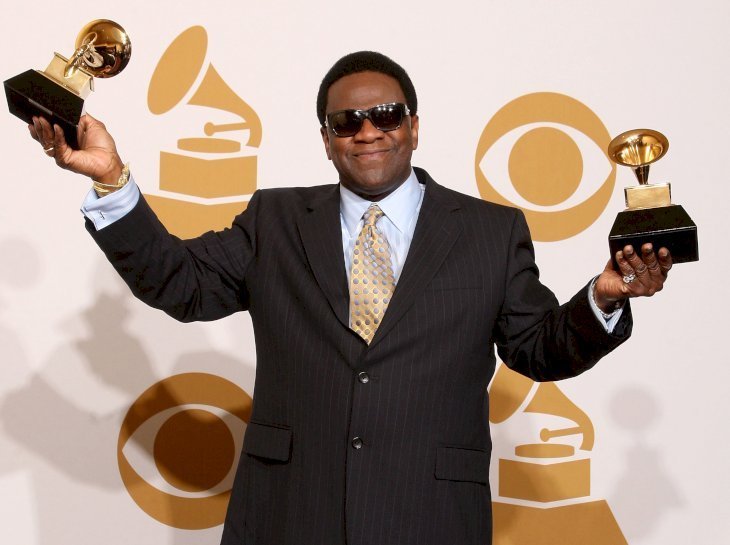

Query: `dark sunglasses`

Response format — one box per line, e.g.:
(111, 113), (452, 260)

(325, 102), (411, 137)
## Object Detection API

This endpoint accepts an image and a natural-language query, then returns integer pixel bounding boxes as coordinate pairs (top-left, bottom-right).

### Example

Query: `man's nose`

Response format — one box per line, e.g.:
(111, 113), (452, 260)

(353, 118), (383, 142)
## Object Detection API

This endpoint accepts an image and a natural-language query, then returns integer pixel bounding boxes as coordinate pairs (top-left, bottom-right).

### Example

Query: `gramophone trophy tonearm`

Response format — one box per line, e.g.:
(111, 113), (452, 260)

(607, 129), (698, 265)
(4, 20), (131, 149)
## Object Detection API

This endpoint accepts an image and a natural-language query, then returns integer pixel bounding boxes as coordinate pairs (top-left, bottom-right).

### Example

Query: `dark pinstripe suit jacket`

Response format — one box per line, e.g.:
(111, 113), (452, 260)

(88, 167), (632, 545)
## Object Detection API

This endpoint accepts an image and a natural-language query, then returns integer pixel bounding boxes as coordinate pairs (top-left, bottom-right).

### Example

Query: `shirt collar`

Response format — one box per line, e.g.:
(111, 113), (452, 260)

(340, 169), (421, 237)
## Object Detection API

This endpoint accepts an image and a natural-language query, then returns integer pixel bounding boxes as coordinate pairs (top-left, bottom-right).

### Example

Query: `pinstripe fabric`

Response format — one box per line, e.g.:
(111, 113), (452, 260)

(87, 167), (632, 545)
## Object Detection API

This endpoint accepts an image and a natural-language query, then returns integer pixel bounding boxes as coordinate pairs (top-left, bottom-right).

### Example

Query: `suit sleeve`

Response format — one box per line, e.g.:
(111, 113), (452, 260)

(85, 190), (262, 322)
(494, 209), (632, 381)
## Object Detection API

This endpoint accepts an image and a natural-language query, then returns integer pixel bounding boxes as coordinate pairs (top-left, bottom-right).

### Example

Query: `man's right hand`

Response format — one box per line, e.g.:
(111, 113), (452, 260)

(28, 114), (124, 187)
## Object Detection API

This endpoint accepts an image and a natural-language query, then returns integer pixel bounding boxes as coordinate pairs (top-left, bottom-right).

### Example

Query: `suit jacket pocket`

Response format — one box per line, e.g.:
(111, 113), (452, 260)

(243, 421), (292, 462)
(434, 446), (489, 484)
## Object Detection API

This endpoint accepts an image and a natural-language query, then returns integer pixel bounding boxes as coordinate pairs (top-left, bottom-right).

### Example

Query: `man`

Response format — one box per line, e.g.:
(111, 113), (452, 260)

(29, 51), (670, 545)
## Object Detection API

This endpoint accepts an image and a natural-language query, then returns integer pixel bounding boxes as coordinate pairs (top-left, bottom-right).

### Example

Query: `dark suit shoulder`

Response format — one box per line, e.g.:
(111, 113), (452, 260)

(230, 184), (339, 231)
(254, 184), (339, 208)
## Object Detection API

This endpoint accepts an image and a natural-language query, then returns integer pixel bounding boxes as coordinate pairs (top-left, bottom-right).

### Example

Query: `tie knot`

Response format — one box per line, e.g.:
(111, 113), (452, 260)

(364, 204), (384, 226)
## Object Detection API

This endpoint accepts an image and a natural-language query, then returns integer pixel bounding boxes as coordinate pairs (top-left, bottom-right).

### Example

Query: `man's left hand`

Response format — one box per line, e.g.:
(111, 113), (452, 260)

(594, 243), (672, 313)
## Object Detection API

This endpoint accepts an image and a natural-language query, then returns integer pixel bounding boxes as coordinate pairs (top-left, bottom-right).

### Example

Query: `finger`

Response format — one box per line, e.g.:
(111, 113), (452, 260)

(28, 120), (40, 142)
(51, 123), (77, 168)
(615, 250), (636, 293)
(615, 249), (634, 275)
(35, 117), (58, 157)
(75, 113), (100, 150)
(641, 243), (663, 279)
(77, 113), (90, 136)
(623, 245), (649, 281)
(53, 124), (70, 154)
(32, 117), (47, 145)
(79, 113), (104, 134)
(37, 116), (55, 145)
(657, 247), (673, 275)
(81, 112), (97, 126)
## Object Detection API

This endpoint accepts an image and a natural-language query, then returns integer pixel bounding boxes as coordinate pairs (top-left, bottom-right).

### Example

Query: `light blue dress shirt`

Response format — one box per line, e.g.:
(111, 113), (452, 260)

(80, 169), (622, 331)
(339, 169), (424, 283)
(81, 174), (140, 231)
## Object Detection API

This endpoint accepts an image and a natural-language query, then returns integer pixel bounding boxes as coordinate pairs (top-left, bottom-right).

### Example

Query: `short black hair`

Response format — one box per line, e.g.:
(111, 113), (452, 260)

(316, 51), (418, 127)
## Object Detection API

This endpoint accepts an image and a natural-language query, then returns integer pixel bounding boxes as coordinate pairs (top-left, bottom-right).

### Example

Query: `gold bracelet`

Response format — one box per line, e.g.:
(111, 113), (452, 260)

(93, 163), (130, 196)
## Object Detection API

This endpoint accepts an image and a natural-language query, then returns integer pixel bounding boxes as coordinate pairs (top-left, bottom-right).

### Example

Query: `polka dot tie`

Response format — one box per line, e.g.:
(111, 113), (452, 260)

(350, 204), (396, 344)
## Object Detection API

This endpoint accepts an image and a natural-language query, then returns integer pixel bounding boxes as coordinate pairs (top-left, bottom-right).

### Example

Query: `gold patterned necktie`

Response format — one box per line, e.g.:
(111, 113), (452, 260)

(350, 204), (396, 344)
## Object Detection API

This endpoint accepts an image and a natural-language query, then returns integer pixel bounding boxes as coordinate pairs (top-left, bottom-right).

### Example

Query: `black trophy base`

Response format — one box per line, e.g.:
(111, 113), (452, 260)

(609, 204), (698, 266)
(4, 69), (83, 149)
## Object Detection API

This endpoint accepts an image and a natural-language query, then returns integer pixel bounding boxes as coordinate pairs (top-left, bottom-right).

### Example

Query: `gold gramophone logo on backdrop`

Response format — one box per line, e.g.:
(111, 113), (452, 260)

(117, 373), (252, 529)
(490, 364), (627, 544)
(144, 26), (262, 238)
(475, 92), (616, 242)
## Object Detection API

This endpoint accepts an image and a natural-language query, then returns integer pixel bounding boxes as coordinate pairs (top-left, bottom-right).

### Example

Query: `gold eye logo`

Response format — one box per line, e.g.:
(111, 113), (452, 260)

(475, 93), (616, 242)
(117, 373), (251, 529)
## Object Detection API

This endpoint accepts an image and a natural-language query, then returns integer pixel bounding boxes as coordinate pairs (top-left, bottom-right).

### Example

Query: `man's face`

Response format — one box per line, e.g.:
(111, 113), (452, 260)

(321, 71), (419, 201)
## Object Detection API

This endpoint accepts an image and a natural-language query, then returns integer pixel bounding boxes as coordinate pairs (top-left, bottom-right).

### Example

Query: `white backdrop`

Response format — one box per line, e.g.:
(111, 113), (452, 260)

(1, 1), (728, 544)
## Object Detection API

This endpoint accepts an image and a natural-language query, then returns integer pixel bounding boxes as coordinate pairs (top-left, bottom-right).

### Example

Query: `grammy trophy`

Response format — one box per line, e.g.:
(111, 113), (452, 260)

(4, 20), (131, 149)
(607, 129), (698, 265)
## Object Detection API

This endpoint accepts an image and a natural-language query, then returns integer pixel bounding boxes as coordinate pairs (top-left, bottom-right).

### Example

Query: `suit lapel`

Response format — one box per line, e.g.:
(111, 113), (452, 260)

(297, 185), (350, 329)
(370, 173), (462, 348)
(296, 173), (463, 346)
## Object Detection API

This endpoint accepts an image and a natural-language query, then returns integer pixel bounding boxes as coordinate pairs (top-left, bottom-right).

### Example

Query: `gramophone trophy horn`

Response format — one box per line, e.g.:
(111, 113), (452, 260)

(4, 20), (131, 149)
(607, 129), (698, 264)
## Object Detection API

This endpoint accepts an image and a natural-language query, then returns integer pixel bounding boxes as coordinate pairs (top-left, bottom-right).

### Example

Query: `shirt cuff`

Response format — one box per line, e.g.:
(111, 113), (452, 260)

(80, 174), (140, 231)
(588, 277), (625, 334)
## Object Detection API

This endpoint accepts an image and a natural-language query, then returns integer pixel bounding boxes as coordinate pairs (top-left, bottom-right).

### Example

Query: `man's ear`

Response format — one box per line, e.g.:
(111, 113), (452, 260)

(320, 127), (332, 160)
(410, 114), (419, 151)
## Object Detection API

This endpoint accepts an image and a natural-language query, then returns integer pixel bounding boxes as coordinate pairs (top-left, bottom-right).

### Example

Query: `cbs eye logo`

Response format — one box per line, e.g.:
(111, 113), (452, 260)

(475, 92), (616, 241)
(117, 373), (252, 529)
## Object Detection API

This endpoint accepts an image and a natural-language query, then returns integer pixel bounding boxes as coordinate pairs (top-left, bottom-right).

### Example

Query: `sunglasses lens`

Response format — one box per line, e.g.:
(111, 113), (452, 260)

(371, 104), (404, 131)
(329, 111), (363, 137)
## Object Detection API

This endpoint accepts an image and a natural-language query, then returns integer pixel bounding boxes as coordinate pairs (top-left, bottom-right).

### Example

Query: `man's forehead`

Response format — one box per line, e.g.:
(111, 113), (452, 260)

(326, 71), (405, 112)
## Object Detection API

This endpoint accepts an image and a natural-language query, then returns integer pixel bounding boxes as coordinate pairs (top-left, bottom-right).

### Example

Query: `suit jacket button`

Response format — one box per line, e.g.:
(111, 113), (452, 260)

(357, 372), (370, 384)
(351, 436), (363, 450)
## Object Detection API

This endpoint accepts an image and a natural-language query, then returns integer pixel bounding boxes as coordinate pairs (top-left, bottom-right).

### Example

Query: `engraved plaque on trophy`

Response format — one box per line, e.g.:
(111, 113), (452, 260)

(3, 20), (131, 149)
(607, 129), (698, 264)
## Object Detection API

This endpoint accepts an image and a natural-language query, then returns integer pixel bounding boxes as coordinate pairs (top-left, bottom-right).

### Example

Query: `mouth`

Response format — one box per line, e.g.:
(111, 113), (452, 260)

(354, 149), (391, 159)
